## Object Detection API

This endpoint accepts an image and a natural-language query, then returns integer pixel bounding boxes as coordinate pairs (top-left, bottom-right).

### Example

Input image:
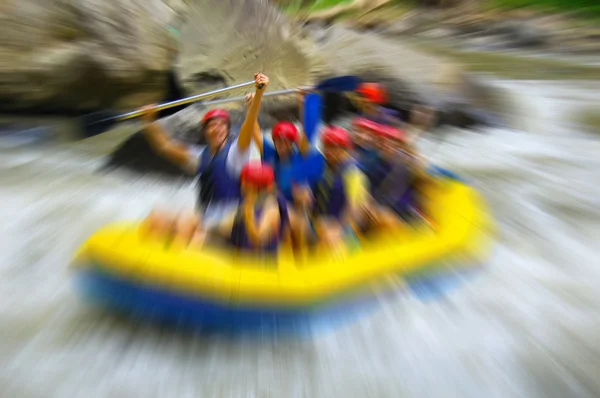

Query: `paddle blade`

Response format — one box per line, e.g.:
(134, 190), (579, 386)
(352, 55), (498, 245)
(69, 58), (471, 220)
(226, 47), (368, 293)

(315, 75), (362, 93)
(80, 111), (121, 138)
(303, 92), (322, 143)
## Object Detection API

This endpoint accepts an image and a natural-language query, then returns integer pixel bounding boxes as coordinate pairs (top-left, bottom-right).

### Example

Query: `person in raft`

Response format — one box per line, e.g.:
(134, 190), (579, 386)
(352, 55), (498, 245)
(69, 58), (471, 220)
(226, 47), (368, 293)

(244, 90), (324, 199)
(364, 124), (436, 230)
(349, 116), (380, 175)
(244, 90), (324, 248)
(350, 82), (403, 127)
(139, 73), (270, 247)
(305, 126), (370, 247)
(191, 162), (289, 253)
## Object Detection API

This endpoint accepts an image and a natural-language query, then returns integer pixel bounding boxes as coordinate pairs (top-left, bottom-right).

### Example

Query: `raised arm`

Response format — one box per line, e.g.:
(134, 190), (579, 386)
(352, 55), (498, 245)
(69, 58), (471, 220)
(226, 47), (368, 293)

(243, 197), (281, 247)
(140, 105), (193, 170)
(238, 73), (269, 151)
(245, 93), (264, 156)
(297, 90), (311, 156)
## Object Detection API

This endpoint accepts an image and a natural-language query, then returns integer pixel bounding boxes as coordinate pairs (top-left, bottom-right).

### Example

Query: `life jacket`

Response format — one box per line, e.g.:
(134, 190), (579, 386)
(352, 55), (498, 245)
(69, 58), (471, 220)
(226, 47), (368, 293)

(197, 141), (241, 210)
(371, 153), (417, 218)
(366, 157), (393, 189)
(230, 194), (289, 253)
(354, 145), (379, 175)
(263, 144), (300, 202)
(262, 139), (325, 202)
(312, 161), (353, 221)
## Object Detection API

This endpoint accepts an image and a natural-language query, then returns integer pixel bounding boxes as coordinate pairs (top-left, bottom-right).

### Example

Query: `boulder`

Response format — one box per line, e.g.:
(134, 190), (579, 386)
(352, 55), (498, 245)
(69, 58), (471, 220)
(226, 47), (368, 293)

(0, 0), (179, 113)
(492, 20), (551, 48)
(176, 0), (330, 117)
(315, 25), (447, 105)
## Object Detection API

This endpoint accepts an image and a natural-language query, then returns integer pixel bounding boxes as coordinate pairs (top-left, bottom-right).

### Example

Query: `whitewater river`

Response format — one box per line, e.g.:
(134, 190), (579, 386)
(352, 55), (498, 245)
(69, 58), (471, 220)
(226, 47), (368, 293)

(1, 79), (600, 398)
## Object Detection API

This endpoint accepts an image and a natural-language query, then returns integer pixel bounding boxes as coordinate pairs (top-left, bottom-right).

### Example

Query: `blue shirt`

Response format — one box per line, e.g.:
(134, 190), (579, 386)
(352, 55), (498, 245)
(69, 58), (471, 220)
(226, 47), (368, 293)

(262, 137), (325, 202)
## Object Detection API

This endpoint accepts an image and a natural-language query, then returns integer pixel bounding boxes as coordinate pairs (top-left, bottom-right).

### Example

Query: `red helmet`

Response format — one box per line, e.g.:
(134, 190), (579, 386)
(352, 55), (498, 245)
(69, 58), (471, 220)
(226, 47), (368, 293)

(357, 83), (388, 104)
(322, 126), (353, 148)
(381, 126), (405, 141)
(240, 162), (275, 188)
(202, 108), (230, 125)
(272, 121), (299, 142)
(353, 117), (388, 135)
(352, 117), (376, 130)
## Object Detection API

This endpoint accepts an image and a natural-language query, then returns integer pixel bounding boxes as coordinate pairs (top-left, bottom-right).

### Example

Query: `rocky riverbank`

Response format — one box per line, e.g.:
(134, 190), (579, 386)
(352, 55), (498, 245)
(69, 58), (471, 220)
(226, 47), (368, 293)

(342, 5), (600, 57)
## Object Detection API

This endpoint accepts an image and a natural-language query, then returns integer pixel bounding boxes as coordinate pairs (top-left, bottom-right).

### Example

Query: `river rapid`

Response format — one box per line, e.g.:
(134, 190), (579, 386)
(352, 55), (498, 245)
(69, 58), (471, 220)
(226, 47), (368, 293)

(1, 79), (600, 398)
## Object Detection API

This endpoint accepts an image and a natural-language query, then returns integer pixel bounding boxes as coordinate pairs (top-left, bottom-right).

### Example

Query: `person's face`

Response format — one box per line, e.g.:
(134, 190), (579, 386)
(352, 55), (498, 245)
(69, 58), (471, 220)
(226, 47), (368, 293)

(349, 93), (374, 112)
(323, 144), (346, 166)
(354, 127), (373, 148)
(379, 136), (400, 156)
(372, 135), (386, 152)
(273, 137), (294, 159)
(204, 117), (229, 148)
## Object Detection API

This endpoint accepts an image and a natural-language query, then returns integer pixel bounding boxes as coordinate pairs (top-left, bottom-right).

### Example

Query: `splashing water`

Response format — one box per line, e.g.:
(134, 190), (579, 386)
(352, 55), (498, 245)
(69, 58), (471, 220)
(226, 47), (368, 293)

(1, 79), (600, 398)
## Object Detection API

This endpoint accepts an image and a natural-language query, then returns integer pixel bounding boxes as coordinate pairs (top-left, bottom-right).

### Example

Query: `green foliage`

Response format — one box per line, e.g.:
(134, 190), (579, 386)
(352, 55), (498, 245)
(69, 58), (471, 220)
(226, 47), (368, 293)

(308, 0), (353, 11)
(488, 0), (600, 18)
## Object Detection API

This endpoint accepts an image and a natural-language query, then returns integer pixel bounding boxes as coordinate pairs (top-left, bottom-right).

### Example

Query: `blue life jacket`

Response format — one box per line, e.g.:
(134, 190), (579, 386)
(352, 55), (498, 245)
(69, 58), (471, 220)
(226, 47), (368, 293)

(366, 157), (393, 189)
(360, 106), (402, 126)
(230, 194), (289, 253)
(197, 141), (241, 210)
(370, 156), (414, 216)
(354, 145), (379, 175)
(262, 138), (325, 202)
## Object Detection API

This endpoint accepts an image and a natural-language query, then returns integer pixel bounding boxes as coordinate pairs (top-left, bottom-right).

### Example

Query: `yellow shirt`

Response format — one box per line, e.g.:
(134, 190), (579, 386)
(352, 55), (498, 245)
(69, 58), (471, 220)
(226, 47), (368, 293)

(342, 166), (370, 210)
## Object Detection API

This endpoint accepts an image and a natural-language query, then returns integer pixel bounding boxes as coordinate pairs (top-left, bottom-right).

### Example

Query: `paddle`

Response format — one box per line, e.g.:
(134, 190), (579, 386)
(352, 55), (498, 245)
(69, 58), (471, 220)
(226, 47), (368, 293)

(81, 80), (261, 137)
(200, 75), (361, 107)
(81, 75), (360, 138)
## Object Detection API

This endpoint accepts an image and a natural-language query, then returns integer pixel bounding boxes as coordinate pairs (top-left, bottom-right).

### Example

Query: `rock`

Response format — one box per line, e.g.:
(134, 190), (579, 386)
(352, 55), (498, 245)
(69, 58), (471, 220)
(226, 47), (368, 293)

(461, 35), (511, 51)
(382, 12), (439, 36)
(303, 21), (333, 44)
(103, 133), (193, 180)
(0, 0), (179, 113)
(176, 0), (330, 117)
(493, 20), (551, 48)
(316, 25), (446, 102)
(418, 27), (457, 41)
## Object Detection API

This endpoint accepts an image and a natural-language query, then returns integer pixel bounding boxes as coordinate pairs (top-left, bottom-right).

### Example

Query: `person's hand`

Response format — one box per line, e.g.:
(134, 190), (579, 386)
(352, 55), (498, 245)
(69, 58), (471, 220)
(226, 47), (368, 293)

(244, 93), (255, 109)
(297, 88), (311, 103)
(140, 104), (159, 124)
(321, 222), (343, 247)
(292, 185), (313, 210)
(190, 229), (207, 248)
(254, 73), (269, 91)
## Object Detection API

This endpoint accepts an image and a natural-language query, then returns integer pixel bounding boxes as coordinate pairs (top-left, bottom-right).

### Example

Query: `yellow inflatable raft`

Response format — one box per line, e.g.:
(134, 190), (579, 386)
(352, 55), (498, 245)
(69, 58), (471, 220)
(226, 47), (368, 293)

(72, 171), (494, 332)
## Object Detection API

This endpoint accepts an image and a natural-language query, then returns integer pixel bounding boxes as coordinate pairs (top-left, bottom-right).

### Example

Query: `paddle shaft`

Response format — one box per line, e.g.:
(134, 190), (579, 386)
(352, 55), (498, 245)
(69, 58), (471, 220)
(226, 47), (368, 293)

(114, 80), (262, 123)
(202, 88), (303, 106)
